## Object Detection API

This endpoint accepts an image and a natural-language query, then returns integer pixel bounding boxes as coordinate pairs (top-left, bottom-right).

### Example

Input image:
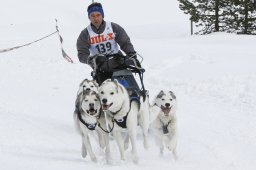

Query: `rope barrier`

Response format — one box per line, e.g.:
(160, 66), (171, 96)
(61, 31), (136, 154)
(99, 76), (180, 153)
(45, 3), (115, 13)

(55, 19), (73, 63)
(0, 19), (73, 63)
(0, 31), (57, 53)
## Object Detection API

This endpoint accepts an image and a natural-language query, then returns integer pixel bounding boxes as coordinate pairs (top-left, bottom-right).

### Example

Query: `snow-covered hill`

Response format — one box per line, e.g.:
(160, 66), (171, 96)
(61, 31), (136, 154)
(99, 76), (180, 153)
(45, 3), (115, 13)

(1, 0), (256, 170)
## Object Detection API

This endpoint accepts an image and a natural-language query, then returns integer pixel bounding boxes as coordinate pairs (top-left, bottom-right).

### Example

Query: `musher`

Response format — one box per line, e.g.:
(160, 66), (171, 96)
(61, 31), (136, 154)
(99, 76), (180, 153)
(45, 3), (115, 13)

(76, 2), (140, 85)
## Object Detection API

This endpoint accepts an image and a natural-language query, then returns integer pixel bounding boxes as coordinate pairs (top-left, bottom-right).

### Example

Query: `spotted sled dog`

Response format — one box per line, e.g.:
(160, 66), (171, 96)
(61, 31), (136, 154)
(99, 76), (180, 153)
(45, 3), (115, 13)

(150, 90), (178, 159)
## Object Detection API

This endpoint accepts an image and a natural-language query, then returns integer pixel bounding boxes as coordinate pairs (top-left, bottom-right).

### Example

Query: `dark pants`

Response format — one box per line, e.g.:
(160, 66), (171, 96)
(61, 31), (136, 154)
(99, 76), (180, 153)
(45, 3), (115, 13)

(94, 71), (113, 85)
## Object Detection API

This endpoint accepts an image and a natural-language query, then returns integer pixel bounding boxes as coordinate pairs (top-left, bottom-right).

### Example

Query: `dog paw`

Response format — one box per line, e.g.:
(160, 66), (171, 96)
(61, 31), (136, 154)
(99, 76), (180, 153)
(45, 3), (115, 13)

(160, 147), (164, 155)
(91, 156), (97, 162)
(81, 152), (87, 158)
(106, 157), (113, 165)
(132, 155), (139, 164)
(173, 150), (178, 160)
(120, 154), (126, 161)
(81, 146), (87, 158)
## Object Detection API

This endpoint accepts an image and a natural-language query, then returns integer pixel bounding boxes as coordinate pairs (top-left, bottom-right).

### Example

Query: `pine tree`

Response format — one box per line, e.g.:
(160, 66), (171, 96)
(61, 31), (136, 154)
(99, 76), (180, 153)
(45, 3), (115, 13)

(178, 0), (199, 22)
(177, 0), (256, 34)
(235, 0), (256, 34)
(219, 0), (239, 33)
(178, 0), (225, 34)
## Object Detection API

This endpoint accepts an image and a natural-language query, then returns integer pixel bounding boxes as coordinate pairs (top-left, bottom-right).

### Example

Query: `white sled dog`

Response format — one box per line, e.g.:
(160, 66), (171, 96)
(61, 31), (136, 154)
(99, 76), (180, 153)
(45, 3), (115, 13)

(74, 90), (110, 163)
(98, 79), (149, 163)
(76, 78), (98, 95)
(150, 90), (178, 159)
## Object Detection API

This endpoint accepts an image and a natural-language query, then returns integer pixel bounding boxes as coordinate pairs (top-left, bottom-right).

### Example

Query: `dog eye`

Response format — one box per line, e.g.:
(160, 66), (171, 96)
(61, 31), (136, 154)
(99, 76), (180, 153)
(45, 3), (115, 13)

(84, 99), (88, 102)
(100, 91), (104, 94)
(170, 99), (173, 101)
(90, 85), (94, 88)
(110, 92), (114, 95)
(162, 99), (165, 101)
(94, 99), (98, 101)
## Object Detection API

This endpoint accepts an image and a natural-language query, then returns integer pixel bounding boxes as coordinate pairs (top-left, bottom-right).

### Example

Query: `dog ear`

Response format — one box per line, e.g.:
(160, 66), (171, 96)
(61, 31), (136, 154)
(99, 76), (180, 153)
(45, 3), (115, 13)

(91, 91), (100, 100)
(113, 79), (120, 93)
(91, 90), (96, 95)
(79, 78), (88, 86)
(76, 93), (85, 112)
(157, 90), (165, 99)
(118, 83), (124, 94)
(101, 79), (111, 85)
(95, 93), (100, 100)
(113, 79), (119, 84)
(112, 79), (125, 94)
(169, 91), (176, 99)
(93, 80), (99, 88)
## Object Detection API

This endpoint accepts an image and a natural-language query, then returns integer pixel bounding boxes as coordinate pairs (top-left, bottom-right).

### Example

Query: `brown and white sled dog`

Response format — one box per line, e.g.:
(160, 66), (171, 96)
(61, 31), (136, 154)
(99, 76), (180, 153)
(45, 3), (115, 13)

(98, 79), (146, 163)
(75, 79), (99, 124)
(150, 90), (178, 159)
(73, 90), (110, 163)
(75, 79), (99, 117)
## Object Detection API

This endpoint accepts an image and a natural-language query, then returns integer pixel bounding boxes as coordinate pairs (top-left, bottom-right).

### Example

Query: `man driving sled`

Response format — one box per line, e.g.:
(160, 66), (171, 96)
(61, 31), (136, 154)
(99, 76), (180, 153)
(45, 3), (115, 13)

(77, 2), (141, 85)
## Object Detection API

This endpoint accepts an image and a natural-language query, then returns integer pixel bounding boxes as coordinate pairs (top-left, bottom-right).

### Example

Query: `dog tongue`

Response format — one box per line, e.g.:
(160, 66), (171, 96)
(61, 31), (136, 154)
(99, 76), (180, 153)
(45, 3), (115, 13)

(102, 105), (109, 110)
(161, 106), (171, 115)
(102, 103), (113, 111)
(89, 109), (96, 115)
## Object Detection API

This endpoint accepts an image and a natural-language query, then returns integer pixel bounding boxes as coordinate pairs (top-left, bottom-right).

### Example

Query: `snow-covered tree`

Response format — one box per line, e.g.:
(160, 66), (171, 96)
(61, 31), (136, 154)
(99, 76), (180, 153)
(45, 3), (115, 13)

(234, 0), (256, 34)
(177, 0), (256, 34)
(178, 0), (226, 34)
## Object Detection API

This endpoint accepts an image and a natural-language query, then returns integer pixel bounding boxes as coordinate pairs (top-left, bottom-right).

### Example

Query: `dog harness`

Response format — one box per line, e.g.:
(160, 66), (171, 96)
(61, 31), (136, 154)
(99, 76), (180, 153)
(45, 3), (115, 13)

(98, 98), (138, 133)
(153, 104), (173, 134)
(109, 107), (129, 129)
(77, 110), (98, 131)
(113, 113), (128, 129)
(109, 98), (137, 129)
(160, 119), (172, 134)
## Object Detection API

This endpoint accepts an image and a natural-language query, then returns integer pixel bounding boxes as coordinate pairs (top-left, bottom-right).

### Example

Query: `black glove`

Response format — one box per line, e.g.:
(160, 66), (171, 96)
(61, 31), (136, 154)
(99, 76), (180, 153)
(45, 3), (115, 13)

(126, 52), (141, 68)
(87, 54), (106, 69)
(127, 52), (137, 59)
(87, 55), (96, 68)
(95, 54), (107, 64)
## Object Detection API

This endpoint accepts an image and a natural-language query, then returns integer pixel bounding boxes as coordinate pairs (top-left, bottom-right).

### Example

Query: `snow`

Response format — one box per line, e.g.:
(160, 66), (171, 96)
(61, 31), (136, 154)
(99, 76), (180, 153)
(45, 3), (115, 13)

(1, 0), (256, 169)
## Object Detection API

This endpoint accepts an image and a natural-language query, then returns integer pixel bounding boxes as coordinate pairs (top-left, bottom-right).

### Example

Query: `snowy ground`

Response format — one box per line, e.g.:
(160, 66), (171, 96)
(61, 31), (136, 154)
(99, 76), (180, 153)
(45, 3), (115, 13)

(1, 0), (256, 170)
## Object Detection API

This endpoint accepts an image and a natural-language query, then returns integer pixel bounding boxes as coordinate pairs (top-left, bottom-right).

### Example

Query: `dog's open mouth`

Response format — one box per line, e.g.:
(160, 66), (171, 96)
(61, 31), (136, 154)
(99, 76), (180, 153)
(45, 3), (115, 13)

(161, 105), (172, 116)
(86, 108), (97, 116)
(102, 103), (113, 110)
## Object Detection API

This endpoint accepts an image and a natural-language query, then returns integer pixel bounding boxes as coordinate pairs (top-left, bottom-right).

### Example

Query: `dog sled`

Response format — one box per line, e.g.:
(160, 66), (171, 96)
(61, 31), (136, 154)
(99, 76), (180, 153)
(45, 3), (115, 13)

(90, 53), (147, 102)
